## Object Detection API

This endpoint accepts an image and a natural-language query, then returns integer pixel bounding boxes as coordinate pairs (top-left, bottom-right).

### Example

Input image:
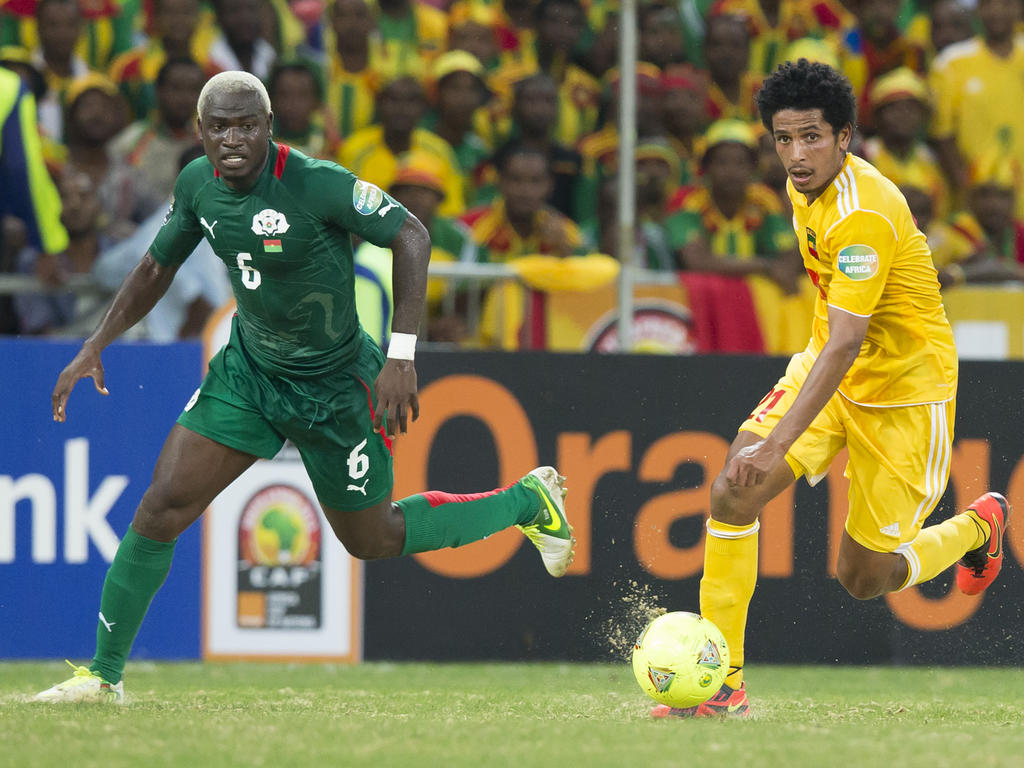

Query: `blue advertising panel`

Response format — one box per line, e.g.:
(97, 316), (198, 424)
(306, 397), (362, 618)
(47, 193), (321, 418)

(0, 338), (203, 659)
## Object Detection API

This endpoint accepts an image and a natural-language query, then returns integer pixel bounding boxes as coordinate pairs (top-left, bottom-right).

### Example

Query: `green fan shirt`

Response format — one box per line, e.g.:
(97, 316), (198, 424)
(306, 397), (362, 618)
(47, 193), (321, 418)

(150, 142), (408, 376)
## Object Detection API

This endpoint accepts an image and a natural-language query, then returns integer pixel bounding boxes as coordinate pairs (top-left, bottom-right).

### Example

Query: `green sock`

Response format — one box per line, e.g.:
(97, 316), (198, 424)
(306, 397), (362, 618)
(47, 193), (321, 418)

(397, 481), (539, 556)
(90, 527), (176, 684)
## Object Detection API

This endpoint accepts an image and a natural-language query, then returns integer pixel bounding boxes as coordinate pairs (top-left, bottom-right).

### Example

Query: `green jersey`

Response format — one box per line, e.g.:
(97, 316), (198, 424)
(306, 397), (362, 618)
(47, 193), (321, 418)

(151, 142), (408, 376)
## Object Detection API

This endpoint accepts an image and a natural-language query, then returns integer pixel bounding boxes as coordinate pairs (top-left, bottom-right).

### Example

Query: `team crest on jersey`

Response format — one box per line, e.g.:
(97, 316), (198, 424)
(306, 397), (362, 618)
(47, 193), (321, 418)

(353, 180), (384, 215)
(251, 208), (290, 236)
(806, 227), (818, 259)
(837, 244), (879, 280)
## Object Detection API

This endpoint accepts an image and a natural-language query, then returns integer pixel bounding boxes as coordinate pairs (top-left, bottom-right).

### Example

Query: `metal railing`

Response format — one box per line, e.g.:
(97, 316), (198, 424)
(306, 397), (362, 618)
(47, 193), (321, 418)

(0, 262), (681, 344)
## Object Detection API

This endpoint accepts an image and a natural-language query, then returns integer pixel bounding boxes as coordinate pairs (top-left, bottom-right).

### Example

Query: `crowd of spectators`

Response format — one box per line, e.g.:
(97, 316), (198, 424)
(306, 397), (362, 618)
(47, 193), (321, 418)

(0, 0), (1022, 345)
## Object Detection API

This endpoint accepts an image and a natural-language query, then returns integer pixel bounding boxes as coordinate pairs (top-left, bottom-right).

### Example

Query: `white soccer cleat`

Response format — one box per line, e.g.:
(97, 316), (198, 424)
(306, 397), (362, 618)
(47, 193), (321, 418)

(517, 466), (575, 577)
(34, 661), (124, 704)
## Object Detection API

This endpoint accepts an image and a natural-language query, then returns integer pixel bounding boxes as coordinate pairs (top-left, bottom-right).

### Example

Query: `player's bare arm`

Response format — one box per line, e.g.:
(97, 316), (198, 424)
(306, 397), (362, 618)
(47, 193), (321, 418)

(726, 305), (869, 487)
(373, 213), (431, 439)
(52, 253), (180, 422)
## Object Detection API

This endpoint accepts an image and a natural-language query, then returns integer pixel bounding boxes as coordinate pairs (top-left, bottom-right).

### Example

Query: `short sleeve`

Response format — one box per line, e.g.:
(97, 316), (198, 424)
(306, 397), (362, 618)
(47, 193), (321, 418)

(823, 209), (897, 317)
(149, 170), (204, 266)
(318, 164), (408, 247)
(664, 210), (705, 252)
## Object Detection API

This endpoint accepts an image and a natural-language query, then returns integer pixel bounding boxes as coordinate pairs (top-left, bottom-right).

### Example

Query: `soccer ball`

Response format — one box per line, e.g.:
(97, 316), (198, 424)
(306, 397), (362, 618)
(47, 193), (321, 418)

(631, 611), (730, 708)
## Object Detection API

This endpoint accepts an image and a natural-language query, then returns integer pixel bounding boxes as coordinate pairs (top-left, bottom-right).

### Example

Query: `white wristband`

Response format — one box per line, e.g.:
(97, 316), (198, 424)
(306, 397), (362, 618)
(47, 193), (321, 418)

(387, 332), (417, 361)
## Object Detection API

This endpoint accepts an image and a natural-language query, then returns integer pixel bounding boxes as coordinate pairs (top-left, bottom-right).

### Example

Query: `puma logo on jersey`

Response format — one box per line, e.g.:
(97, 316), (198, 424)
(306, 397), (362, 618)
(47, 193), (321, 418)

(378, 200), (399, 218)
(347, 478), (370, 495)
(201, 217), (218, 239)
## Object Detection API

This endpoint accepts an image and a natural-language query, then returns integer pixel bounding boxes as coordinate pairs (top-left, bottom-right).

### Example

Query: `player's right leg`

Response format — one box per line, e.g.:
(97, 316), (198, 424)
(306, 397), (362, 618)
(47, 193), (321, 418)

(36, 425), (259, 703)
(36, 328), (285, 705)
(295, 332), (574, 576)
(655, 351), (845, 719)
(651, 431), (798, 719)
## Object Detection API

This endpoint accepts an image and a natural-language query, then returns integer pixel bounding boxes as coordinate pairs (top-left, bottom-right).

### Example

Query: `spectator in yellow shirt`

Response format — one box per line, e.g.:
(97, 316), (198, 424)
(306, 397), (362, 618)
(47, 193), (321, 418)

(421, 50), (491, 181)
(375, 0), (448, 72)
(703, 14), (762, 122)
(461, 144), (584, 263)
(860, 67), (949, 219)
(661, 64), (708, 187)
(927, 0), (973, 62)
(899, 184), (971, 288)
(447, 1), (501, 73)
(339, 75), (465, 216)
(640, 3), (689, 70)
(108, 0), (218, 122)
(487, 0), (601, 147)
(33, 0), (93, 145)
(944, 152), (1024, 283)
(929, 0), (1024, 213)
(323, 0), (381, 140)
(837, 0), (926, 129)
(665, 119), (802, 291)
(268, 60), (340, 160)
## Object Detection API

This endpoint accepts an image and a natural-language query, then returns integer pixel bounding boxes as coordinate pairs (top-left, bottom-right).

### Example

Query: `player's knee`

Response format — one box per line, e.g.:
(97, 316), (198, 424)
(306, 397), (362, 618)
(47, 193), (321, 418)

(836, 563), (887, 600)
(133, 485), (198, 540)
(337, 533), (393, 561)
(325, 505), (404, 560)
(709, 473), (760, 527)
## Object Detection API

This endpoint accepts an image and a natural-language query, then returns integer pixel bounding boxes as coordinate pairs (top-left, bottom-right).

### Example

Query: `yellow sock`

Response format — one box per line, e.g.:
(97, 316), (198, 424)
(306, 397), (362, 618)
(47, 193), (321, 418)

(897, 511), (989, 589)
(700, 519), (759, 688)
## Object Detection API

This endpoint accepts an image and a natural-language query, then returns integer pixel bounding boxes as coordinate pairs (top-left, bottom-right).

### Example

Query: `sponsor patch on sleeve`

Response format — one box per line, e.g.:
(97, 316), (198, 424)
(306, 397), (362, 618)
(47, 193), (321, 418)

(836, 244), (879, 280)
(353, 180), (384, 215)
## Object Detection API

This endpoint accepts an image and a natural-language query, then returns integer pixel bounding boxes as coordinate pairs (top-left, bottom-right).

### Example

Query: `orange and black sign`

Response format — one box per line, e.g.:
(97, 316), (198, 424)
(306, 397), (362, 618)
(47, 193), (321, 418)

(365, 354), (1024, 665)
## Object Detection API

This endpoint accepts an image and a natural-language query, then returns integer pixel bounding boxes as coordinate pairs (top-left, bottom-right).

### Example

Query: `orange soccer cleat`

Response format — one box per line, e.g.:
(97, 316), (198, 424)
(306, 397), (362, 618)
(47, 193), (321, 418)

(956, 492), (1012, 596)
(650, 681), (750, 719)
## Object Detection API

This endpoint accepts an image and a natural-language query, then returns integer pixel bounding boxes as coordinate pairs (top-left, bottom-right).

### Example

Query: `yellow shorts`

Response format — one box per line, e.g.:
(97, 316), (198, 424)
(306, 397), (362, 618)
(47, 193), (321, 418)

(739, 349), (956, 552)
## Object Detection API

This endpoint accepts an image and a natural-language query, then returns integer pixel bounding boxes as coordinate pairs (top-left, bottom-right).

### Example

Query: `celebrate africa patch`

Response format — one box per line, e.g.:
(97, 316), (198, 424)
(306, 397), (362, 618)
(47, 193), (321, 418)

(353, 180), (384, 215)
(836, 244), (879, 280)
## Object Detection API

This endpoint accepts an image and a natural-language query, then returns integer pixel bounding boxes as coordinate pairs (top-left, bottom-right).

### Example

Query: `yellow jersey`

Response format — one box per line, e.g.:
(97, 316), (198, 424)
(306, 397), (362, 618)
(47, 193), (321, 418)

(338, 125), (466, 217)
(929, 36), (1024, 180)
(788, 154), (957, 406)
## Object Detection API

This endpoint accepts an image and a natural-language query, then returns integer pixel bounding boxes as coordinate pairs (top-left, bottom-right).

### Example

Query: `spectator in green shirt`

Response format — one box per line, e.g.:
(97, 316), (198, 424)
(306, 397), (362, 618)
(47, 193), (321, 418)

(664, 118), (802, 292)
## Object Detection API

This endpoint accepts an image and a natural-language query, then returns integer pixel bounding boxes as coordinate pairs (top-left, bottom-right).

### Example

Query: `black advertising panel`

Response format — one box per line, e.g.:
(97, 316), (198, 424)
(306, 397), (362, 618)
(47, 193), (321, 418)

(364, 353), (1024, 665)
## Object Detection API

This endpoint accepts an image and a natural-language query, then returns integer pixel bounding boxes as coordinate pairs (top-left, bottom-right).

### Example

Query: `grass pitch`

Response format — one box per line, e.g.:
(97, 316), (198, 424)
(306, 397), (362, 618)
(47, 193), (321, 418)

(4, 662), (1024, 767)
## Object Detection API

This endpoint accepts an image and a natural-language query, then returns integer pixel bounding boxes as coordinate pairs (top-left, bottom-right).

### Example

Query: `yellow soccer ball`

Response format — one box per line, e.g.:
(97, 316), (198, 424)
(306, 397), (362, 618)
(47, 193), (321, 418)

(631, 611), (730, 708)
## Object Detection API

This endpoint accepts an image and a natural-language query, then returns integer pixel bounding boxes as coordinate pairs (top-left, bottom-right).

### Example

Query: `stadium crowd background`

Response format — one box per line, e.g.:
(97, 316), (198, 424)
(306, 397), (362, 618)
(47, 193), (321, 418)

(0, 0), (1022, 349)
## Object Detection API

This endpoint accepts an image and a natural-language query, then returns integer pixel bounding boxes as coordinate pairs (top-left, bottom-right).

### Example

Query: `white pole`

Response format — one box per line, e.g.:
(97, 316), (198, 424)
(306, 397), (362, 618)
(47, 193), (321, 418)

(615, 0), (638, 352)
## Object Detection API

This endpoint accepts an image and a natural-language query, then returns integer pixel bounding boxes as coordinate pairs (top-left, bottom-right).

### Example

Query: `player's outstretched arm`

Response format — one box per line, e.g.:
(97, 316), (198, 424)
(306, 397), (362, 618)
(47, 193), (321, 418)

(373, 214), (431, 438)
(52, 253), (179, 422)
(726, 305), (869, 487)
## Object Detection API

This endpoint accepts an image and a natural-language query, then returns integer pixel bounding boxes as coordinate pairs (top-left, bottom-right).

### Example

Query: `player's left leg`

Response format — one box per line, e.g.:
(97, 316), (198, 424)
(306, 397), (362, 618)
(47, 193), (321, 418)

(318, 465), (574, 576)
(290, 333), (572, 576)
(836, 399), (1010, 598)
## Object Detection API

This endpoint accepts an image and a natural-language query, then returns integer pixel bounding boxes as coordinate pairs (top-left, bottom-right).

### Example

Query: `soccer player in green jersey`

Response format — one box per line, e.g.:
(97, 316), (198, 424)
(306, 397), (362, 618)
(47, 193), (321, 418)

(35, 71), (574, 704)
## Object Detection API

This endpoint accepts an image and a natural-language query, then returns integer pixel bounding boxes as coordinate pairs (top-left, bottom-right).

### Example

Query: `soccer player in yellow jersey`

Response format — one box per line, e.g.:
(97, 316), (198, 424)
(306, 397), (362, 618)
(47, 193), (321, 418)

(652, 59), (1012, 720)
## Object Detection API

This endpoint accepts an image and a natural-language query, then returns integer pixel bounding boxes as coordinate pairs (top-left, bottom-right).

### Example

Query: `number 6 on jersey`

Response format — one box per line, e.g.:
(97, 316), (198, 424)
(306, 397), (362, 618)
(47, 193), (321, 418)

(236, 252), (261, 289)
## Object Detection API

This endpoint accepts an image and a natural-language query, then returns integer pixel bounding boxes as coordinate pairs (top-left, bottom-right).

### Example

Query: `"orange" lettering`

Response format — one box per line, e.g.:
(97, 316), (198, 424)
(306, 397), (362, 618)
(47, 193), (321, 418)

(556, 432), (631, 574)
(634, 432), (728, 579)
(394, 375), (537, 578)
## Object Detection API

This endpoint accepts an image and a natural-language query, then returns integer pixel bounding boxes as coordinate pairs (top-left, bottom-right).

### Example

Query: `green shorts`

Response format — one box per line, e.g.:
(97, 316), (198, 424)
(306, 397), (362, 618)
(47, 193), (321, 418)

(178, 317), (394, 511)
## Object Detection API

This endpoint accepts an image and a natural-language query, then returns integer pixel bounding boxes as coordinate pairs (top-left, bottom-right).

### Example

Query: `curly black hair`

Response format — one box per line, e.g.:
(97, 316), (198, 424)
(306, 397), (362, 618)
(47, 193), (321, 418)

(755, 59), (857, 136)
